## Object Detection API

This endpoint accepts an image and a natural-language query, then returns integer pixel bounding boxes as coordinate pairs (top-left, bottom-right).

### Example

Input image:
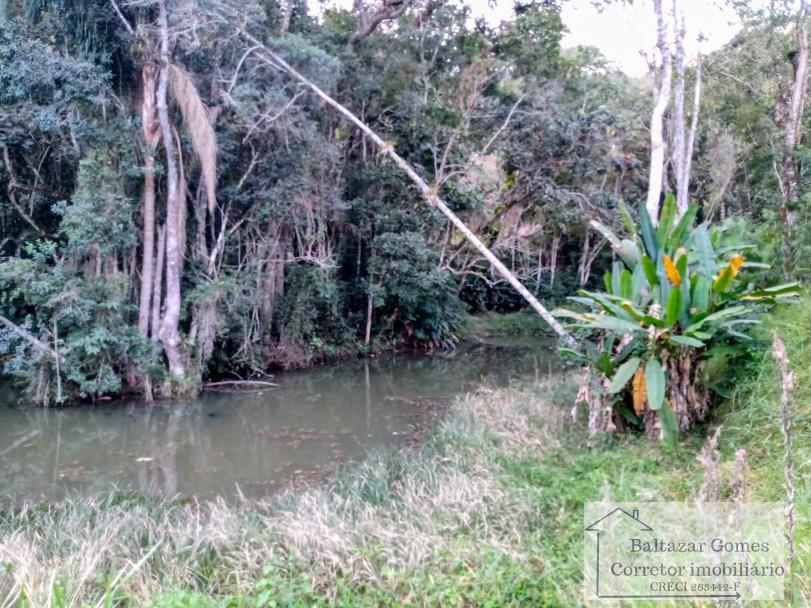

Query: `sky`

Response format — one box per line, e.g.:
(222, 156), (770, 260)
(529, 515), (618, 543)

(559, 0), (747, 76)
(315, 0), (764, 76)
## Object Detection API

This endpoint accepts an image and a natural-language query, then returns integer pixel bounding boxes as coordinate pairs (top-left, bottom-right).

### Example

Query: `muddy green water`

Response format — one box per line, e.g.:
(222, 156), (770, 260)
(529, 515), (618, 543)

(0, 339), (557, 502)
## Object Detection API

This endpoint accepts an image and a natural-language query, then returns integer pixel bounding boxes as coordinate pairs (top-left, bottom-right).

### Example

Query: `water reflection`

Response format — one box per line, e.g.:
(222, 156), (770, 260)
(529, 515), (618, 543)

(0, 339), (557, 502)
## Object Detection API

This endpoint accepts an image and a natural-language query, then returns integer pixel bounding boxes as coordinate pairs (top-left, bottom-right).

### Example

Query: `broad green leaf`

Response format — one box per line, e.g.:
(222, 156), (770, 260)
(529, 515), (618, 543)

(640, 255), (659, 287)
(618, 200), (635, 236)
(691, 225), (717, 277)
(644, 359), (665, 410)
(552, 308), (592, 321)
(659, 401), (680, 443)
(631, 263), (646, 302)
(619, 269), (633, 299)
(576, 290), (635, 321)
(603, 270), (613, 294)
(675, 253), (688, 281)
(596, 352), (614, 376)
(585, 316), (643, 333)
(665, 288), (682, 326)
(612, 261), (623, 295)
(620, 405), (642, 426)
(638, 203), (659, 259)
(679, 272), (692, 327)
(618, 238), (641, 266)
(739, 282), (802, 300)
(608, 356), (641, 394)
(690, 276), (710, 313)
(669, 335), (704, 348)
(656, 193), (677, 242)
(685, 305), (747, 333)
(668, 204), (699, 247)
(712, 264), (736, 294)
(590, 221), (622, 249)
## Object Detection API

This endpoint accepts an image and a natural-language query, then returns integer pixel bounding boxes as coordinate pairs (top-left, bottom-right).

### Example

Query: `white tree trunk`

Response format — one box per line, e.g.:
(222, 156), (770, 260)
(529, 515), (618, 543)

(672, 5), (687, 217)
(782, 14), (809, 232)
(156, 0), (185, 379)
(138, 63), (161, 337)
(680, 52), (701, 217)
(646, 0), (673, 223)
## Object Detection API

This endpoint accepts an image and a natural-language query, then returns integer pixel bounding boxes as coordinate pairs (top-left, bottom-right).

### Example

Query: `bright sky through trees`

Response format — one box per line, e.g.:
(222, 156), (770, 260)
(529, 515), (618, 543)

(316, 0), (764, 76)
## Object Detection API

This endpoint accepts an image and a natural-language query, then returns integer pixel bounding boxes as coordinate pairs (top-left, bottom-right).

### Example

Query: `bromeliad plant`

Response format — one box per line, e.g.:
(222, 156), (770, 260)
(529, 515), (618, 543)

(556, 195), (800, 441)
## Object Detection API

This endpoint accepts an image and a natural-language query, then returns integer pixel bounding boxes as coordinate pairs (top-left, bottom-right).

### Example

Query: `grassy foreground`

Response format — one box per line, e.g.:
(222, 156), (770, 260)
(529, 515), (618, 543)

(1, 307), (808, 607)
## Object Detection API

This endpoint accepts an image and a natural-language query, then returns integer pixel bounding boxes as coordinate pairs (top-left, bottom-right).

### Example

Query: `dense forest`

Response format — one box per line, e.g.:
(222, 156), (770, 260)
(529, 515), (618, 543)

(0, 0), (806, 407)
(0, 0), (649, 404)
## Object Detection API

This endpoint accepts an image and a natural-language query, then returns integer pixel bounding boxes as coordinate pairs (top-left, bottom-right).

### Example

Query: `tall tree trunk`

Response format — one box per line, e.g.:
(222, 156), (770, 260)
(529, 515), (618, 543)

(778, 10), (809, 271)
(279, 0), (294, 34)
(156, 0), (185, 379)
(672, 5), (687, 216)
(151, 224), (166, 342)
(243, 33), (575, 346)
(138, 63), (161, 337)
(680, 52), (701, 215)
(646, 0), (673, 223)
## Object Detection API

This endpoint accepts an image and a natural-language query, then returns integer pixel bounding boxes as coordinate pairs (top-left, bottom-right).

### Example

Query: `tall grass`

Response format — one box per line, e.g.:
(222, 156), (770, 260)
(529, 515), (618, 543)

(717, 302), (811, 606)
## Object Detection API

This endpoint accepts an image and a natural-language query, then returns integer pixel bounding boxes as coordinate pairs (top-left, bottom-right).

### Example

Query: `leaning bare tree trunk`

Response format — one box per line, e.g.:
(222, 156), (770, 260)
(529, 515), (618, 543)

(242, 32), (575, 346)
(0, 313), (63, 362)
(646, 0), (673, 223)
(156, 0), (185, 379)
(138, 63), (161, 337)
(778, 11), (809, 271)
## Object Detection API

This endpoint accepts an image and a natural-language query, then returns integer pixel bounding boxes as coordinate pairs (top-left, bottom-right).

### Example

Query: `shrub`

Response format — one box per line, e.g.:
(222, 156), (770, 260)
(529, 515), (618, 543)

(555, 195), (799, 441)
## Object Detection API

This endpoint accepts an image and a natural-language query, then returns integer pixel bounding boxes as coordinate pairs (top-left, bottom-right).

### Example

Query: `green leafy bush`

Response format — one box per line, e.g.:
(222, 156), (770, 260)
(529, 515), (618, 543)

(555, 195), (800, 441)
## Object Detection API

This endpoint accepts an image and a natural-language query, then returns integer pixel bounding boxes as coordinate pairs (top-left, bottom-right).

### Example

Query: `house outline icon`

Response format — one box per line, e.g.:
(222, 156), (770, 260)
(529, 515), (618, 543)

(585, 507), (654, 532)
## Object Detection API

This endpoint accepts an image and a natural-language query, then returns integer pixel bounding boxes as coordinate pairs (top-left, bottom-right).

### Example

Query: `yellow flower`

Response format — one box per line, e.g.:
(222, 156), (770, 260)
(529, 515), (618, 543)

(632, 367), (646, 416)
(663, 255), (681, 286)
(729, 254), (744, 275)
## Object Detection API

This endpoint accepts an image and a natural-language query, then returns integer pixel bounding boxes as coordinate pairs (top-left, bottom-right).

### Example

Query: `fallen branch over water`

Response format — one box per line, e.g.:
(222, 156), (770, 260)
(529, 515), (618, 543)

(239, 31), (575, 348)
(203, 380), (279, 388)
(0, 313), (64, 363)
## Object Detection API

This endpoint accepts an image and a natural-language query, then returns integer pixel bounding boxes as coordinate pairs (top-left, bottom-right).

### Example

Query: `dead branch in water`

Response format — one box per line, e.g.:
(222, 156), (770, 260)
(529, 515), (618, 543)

(203, 380), (279, 388)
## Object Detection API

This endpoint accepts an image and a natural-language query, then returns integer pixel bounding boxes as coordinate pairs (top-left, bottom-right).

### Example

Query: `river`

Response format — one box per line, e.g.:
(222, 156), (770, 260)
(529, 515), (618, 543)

(0, 337), (557, 502)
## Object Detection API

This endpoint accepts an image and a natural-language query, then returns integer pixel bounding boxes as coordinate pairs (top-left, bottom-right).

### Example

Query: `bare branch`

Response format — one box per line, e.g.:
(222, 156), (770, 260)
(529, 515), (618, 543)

(109, 0), (135, 35)
(347, 0), (413, 51)
(0, 313), (63, 363)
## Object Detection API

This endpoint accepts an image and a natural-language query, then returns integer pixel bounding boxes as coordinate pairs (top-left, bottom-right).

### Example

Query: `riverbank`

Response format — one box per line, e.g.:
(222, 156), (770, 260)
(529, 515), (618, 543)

(1, 306), (807, 607)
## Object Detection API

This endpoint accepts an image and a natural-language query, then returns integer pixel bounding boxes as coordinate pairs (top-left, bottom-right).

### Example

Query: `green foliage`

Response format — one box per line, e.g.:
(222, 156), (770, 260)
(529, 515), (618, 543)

(0, 19), (110, 141)
(277, 264), (352, 358)
(53, 153), (137, 258)
(0, 152), (146, 404)
(556, 197), (800, 437)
